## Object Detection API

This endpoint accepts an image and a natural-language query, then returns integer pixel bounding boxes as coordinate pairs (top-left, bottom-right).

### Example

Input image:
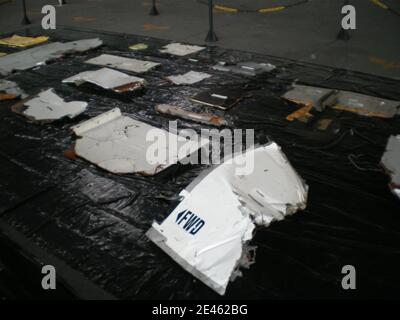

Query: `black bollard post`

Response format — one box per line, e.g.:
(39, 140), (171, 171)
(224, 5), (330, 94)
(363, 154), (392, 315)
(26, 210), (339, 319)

(149, 0), (159, 16)
(59, 0), (67, 5)
(205, 0), (218, 42)
(21, 0), (31, 25)
(337, 0), (350, 40)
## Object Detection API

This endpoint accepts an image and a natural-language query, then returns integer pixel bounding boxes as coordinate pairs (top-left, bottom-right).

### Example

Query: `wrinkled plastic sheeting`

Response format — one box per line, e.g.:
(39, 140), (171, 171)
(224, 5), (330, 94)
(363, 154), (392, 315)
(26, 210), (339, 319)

(213, 61), (276, 76)
(0, 79), (28, 100)
(381, 135), (400, 200)
(65, 169), (137, 204)
(166, 71), (211, 85)
(0, 38), (102, 76)
(283, 84), (400, 118)
(12, 89), (88, 122)
(159, 43), (205, 56)
(0, 35), (49, 48)
(72, 108), (209, 175)
(86, 54), (160, 73)
(147, 143), (308, 295)
(63, 67), (146, 92)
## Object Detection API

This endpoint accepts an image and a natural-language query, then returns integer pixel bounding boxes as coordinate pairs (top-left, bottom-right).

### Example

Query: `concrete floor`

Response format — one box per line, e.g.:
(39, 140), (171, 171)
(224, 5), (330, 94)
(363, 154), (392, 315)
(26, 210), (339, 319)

(0, 0), (399, 79)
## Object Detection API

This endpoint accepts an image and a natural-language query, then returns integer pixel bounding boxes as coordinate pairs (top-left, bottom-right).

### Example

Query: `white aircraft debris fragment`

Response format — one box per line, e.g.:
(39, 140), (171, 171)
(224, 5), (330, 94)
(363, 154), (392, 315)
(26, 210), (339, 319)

(86, 54), (160, 73)
(72, 108), (208, 175)
(63, 67), (146, 92)
(156, 104), (228, 126)
(381, 135), (400, 200)
(166, 71), (211, 85)
(160, 43), (205, 56)
(0, 38), (102, 76)
(213, 61), (276, 76)
(283, 84), (400, 117)
(147, 143), (308, 295)
(12, 89), (88, 123)
(0, 79), (28, 100)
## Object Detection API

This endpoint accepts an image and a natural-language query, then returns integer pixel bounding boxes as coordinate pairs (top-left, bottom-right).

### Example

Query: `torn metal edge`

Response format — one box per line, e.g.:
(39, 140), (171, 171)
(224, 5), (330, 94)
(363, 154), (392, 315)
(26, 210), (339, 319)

(71, 108), (209, 175)
(62, 67), (147, 93)
(155, 104), (228, 126)
(11, 88), (88, 123)
(147, 143), (308, 295)
(0, 38), (103, 76)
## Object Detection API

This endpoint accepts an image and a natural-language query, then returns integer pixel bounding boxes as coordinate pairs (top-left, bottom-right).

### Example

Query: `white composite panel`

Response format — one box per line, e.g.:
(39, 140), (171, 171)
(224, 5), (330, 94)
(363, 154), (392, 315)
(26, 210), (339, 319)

(23, 89), (88, 121)
(85, 54), (160, 73)
(63, 67), (145, 89)
(147, 143), (308, 295)
(72, 108), (208, 175)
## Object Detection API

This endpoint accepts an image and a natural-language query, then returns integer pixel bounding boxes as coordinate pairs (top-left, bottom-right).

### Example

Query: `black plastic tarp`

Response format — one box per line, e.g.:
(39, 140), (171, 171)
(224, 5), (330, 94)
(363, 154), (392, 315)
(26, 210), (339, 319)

(0, 26), (399, 299)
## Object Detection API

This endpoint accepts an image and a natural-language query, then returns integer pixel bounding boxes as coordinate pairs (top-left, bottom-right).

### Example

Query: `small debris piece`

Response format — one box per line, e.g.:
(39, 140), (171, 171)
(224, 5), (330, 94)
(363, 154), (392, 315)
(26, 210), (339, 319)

(213, 61), (276, 76)
(286, 104), (313, 122)
(166, 71), (211, 85)
(190, 88), (248, 110)
(12, 89), (88, 123)
(316, 118), (333, 131)
(159, 43), (205, 56)
(156, 104), (228, 126)
(0, 79), (27, 101)
(71, 108), (209, 175)
(86, 54), (160, 73)
(0, 38), (103, 76)
(63, 68), (146, 93)
(147, 143), (308, 295)
(381, 135), (400, 200)
(283, 84), (400, 118)
(0, 35), (49, 48)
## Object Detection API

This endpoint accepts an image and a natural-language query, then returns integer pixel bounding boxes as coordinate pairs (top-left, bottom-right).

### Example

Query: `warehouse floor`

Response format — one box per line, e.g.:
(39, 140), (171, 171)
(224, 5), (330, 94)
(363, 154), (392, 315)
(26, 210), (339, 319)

(0, 0), (399, 79)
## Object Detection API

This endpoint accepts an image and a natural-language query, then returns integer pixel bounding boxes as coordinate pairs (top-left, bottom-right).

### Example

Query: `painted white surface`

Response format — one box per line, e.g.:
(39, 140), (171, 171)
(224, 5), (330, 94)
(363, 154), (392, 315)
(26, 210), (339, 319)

(147, 143), (308, 295)
(72, 108), (208, 175)
(23, 89), (87, 121)
(86, 54), (160, 73)
(0, 79), (27, 98)
(160, 43), (205, 56)
(0, 38), (102, 75)
(167, 71), (211, 85)
(381, 135), (400, 199)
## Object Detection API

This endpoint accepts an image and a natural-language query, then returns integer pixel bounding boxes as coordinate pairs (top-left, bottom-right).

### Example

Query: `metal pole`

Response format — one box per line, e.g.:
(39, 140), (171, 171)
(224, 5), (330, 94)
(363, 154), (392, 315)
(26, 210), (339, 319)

(21, 0), (31, 25)
(149, 0), (159, 16)
(58, 0), (67, 5)
(205, 0), (218, 42)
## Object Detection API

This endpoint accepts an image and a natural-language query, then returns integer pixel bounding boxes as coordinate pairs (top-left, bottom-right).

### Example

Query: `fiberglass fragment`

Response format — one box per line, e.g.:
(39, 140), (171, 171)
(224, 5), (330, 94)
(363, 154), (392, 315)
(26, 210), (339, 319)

(159, 43), (205, 56)
(0, 38), (102, 76)
(72, 108), (209, 175)
(63, 67), (146, 92)
(86, 54), (160, 73)
(381, 135), (400, 200)
(166, 71), (211, 85)
(147, 143), (308, 295)
(11, 89), (88, 123)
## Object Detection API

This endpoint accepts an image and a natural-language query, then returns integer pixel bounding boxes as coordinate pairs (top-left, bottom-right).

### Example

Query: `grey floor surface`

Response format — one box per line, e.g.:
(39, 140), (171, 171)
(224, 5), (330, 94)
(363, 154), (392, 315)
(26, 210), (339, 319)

(0, 0), (399, 79)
